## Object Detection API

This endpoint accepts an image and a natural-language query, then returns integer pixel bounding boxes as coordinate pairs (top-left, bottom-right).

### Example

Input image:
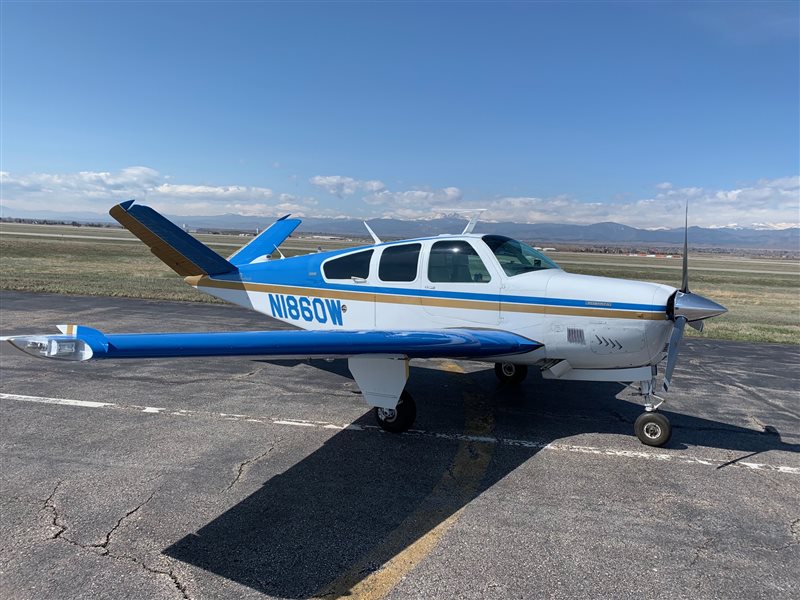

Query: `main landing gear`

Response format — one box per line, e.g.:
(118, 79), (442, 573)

(374, 390), (417, 433)
(632, 377), (672, 447)
(494, 362), (529, 385)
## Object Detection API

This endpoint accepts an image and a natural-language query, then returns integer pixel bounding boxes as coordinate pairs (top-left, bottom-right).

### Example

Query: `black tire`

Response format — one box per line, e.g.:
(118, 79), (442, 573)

(494, 362), (529, 385)
(374, 390), (416, 433)
(634, 412), (672, 447)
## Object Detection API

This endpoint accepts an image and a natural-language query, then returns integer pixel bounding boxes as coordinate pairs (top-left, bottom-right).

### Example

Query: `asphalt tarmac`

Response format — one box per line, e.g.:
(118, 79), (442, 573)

(1, 291), (798, 600)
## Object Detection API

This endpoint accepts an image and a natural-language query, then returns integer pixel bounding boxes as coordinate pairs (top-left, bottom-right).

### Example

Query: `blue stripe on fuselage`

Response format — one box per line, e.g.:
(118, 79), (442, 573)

(229, 248), (666, 313)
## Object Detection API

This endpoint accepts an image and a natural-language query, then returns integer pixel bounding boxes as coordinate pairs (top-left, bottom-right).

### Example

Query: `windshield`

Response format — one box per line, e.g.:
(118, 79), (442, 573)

(482, 235), (560, 276)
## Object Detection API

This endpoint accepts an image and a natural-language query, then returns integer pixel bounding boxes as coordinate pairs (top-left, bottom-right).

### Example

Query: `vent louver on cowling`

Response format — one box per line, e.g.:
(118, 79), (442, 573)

(594, 334), (623, 350)
(567, 328), (585, 345)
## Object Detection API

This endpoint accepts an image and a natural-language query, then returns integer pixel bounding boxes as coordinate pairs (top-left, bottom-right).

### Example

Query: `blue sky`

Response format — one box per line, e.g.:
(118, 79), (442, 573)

(1, 1), (798, 228)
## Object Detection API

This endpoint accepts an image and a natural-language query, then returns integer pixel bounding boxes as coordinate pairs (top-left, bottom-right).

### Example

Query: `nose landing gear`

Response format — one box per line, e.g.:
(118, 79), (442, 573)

(632, 376), (672, 447)
(634, 411), (672, 447)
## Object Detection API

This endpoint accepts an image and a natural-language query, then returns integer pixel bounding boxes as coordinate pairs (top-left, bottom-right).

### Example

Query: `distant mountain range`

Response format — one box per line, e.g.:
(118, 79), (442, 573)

(2, 207), (798, 250)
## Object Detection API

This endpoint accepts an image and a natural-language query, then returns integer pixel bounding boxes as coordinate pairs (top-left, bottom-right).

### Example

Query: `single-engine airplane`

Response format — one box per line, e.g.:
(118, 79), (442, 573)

(5, 200), (727, 447)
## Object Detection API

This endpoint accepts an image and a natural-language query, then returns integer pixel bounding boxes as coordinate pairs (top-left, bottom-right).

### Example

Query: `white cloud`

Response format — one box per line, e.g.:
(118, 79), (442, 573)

(355, 176), (799, 229)
(309, 175), (385, 197)
(363, 186), (463, 211)
(1, 167), (797, 229)
(154, 183), (273, 199)
(0, 167), (317, 218)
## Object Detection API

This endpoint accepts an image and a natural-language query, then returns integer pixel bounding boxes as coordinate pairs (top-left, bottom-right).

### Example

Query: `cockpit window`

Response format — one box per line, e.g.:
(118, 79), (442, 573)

(482, 235), (559, 276)
(428, 241), (491, 283)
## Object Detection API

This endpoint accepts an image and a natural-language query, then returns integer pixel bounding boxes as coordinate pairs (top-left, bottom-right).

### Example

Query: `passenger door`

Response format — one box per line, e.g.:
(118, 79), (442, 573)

(373, 243), (426, 328)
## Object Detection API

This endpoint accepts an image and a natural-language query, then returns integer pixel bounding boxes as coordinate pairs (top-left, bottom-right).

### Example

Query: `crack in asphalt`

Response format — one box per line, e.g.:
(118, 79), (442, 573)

(224, 443), (277, 492)
(688, 536), (714, 567)
(106, 552), (191, 600)
(727, 381), (799, 421)
(230, 365), (268, 382)
(686, 523), (715, 568)
(789, 518), (800, 548)
(41, 485), (190, 599)
(43, 481), (67, 540)
(92, 491), (156, 552)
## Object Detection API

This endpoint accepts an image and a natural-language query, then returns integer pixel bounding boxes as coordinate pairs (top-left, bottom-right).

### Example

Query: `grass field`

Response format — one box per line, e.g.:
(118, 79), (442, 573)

(1, 223), (798, 344)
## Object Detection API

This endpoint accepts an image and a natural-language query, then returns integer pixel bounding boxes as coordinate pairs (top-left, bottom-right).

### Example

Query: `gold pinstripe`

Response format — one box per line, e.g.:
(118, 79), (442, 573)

(185, 275), (667, 321)
(110, 204), (207, 277)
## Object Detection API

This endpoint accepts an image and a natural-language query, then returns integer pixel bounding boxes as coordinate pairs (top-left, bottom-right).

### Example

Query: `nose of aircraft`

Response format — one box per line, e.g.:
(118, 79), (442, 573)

(671, 290), (728, 322)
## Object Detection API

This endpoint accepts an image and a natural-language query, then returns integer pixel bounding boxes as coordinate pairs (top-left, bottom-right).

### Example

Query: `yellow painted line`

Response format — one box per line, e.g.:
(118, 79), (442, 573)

(188, 276), (665, 321)
(316, 387), (494, 599)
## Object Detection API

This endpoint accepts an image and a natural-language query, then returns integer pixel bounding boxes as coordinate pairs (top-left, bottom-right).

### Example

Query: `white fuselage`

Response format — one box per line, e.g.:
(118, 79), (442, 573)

(191, 234), (676, 372)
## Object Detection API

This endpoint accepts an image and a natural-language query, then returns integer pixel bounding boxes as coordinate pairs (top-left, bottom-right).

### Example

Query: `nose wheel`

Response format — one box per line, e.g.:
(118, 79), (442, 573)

(494, 362), (528, 385)
(374, 390), (416, 433)
(634, 411), (672, 447)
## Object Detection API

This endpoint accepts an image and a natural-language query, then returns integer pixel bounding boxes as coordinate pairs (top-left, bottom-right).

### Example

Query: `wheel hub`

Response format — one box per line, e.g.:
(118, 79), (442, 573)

(377, 407), (397, 423)
(643, 422), (662, 439)
(501, 363), (515, 377)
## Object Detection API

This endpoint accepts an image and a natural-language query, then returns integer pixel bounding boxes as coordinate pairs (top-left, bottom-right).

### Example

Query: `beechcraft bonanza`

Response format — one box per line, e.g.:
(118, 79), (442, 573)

(5, 200), (727, 447)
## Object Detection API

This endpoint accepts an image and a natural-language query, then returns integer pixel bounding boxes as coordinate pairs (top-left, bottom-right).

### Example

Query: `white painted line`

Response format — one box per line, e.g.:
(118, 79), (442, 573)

(3, 391), (798, 476)
(274, 419), (317, 427)
(0, 392), (115, 409)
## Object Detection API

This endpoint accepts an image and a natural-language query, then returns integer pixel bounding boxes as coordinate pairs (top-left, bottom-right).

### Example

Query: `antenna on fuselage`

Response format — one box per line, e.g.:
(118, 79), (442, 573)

(460, 209), (486, 234)
(364, 222), (382, 245)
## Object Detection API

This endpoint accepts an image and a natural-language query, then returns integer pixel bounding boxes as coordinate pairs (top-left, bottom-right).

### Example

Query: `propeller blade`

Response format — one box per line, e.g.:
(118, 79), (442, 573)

(688, 320), (704, 332)
(663, 316), (687, 392)
(681, 201), (689, 293)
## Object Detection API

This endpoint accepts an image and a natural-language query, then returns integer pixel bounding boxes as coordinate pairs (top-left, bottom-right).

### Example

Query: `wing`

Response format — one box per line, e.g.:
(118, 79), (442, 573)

(4, 325), (541, 362)
(4, 325), (542, 410)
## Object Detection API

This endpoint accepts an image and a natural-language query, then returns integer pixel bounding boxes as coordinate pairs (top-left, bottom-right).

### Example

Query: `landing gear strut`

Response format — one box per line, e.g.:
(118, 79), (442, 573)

(494, 362), (528, 385)
(374, 390), (416, 433)
(632, 375), (671, 447)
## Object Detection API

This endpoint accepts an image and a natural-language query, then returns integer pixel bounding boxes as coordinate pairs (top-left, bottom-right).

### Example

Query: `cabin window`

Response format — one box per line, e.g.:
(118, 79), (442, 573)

(323, 249), (374, 280)
(379, 244), (421, 282)
(428, 241), (491, 283)
(482, 235), (559, 276)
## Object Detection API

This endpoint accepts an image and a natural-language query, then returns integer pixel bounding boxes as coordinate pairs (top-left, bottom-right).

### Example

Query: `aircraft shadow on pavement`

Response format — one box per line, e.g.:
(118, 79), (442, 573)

(163, 364), (798, 598)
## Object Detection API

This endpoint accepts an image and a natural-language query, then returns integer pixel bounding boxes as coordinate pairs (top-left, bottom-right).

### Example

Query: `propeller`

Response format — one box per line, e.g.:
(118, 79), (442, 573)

(662, 203), (727, 392)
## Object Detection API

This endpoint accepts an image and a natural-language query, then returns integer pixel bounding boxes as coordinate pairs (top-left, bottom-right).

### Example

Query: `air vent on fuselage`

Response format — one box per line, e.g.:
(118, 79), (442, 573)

(567, 328), (585, 345)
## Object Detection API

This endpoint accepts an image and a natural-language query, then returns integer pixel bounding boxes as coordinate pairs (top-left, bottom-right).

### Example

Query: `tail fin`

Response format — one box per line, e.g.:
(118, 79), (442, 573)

(109, 200), (236, 277)
(228, 214), (301, 266)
